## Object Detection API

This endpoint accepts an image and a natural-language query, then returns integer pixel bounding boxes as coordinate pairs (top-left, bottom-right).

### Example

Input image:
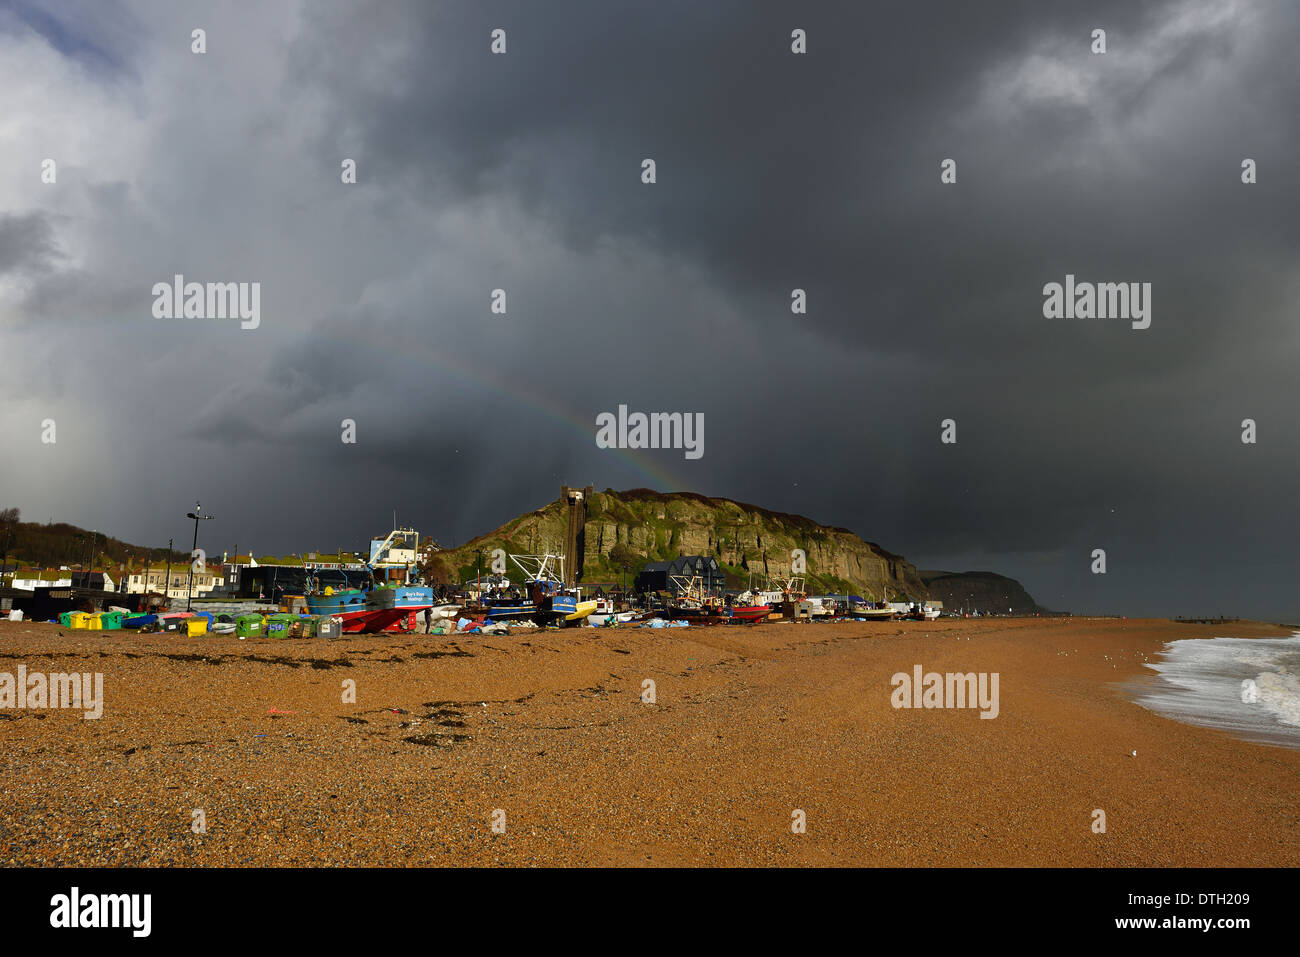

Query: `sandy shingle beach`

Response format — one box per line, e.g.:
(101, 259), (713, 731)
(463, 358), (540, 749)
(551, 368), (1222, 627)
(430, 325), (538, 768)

(0, 617), (1295, 866)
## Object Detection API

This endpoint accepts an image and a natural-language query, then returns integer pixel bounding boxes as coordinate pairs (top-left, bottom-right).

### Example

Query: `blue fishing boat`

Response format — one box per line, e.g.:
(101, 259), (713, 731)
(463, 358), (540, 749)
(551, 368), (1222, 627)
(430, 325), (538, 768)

(473, 553), (566, 622)
(306, 587), (369, 625)
(305, 528), (433, 633)
(481, 598), (540, 621)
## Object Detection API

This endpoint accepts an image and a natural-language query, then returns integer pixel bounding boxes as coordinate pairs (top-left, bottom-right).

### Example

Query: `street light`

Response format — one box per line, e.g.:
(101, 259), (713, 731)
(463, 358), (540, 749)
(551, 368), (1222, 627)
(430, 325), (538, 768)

(185, 502), (214, 612)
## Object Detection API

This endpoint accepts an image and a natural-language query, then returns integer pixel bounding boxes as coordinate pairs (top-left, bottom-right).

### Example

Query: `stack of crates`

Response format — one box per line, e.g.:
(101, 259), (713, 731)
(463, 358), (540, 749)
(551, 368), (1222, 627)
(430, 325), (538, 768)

(292, 616), (319, 638)
(317, 616), (343, 639)
(235, 614), (265, 639)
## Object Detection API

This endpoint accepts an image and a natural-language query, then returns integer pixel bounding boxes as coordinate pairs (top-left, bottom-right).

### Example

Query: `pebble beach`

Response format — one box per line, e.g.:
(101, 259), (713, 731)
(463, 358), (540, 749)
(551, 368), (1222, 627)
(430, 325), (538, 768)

(1, 616), (1295, 866)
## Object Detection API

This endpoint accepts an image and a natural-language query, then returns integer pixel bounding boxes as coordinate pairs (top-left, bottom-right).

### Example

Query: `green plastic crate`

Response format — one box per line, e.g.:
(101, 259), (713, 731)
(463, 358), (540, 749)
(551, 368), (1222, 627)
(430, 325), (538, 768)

(265, 613), (297, 638)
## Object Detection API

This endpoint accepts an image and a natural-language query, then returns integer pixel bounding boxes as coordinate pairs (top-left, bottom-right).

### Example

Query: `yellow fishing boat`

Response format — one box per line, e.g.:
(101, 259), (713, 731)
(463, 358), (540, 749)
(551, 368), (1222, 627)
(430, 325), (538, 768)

(564, 599), (597, 622)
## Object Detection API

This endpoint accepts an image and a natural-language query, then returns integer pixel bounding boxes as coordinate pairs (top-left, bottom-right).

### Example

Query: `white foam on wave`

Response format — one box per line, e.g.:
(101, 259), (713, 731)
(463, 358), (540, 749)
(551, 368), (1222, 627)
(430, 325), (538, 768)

(1133, 632), (1300, 749)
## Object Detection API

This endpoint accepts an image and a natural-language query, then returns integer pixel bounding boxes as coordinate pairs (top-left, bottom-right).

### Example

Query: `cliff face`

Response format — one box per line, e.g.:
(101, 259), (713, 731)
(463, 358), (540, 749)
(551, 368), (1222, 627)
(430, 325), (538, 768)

(431, 488), (928, 599)
(919, 570), (1048, 616)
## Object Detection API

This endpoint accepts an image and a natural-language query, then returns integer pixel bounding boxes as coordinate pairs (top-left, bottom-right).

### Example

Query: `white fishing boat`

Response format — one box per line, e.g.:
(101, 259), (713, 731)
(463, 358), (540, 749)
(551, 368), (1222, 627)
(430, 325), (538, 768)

(426, 601), (462, 622)
(589, 610), (639, 626)
(851, 603), (896, 621)
(805, 596), (837, 618)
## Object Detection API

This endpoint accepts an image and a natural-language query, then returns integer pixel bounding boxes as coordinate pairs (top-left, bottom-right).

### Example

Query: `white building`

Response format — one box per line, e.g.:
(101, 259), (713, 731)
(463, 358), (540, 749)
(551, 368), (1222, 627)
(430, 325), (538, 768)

(9, 568), (73, 590)
(124, 565), (225, 600)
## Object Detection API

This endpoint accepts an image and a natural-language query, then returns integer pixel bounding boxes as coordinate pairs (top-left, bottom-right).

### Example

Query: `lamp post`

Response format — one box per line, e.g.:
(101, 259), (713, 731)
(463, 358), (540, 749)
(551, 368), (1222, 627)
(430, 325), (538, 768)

(185, 502), (214, 612)
(163, 538), (173, 611)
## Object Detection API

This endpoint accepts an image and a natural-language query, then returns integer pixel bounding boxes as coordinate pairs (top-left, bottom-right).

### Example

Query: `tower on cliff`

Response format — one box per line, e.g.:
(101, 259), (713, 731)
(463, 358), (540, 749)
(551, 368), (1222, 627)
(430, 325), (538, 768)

(561, 485), (594, 584)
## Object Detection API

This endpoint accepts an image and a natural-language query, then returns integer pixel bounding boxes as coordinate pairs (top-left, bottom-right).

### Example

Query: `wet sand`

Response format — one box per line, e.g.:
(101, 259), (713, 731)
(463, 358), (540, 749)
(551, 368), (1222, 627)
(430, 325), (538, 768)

(0, 616), (1295, 866)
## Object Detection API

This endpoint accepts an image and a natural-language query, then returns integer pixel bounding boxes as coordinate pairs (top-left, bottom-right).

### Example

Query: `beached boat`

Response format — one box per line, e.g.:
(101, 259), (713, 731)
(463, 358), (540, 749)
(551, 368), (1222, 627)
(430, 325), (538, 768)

(305, 528), (433, 633)
(564, 598), (598, 622)
(478, 596), (540, 621)
(673, 603), (771, 625)
(362, 583), (434, 632)
(306, 586), (372, 631)
(499, 553), (598, 627)
(739, 577), (818, 620)
(589, 610), (641, 626)
(425, 601), (462, 622)
(805, 596), (837, 618)
(669, 574), (770, 625)
(587, 596), (642, 626)
(849, 597), (896, 620)
(469, 553), (574, 624)
(903, 603), (942, 621)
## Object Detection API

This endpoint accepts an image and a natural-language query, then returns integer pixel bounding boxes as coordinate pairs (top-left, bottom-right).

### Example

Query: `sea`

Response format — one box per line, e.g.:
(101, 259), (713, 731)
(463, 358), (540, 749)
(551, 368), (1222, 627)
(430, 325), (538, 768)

(1131, 632), (1300, 750)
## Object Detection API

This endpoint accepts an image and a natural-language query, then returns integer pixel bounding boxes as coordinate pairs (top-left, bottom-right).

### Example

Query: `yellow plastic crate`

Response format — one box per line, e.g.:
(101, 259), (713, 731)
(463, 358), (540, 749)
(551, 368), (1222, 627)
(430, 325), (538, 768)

(69, 612), (92, 630)
(185, 617), (208, 637)
(85, 613), (103, 630)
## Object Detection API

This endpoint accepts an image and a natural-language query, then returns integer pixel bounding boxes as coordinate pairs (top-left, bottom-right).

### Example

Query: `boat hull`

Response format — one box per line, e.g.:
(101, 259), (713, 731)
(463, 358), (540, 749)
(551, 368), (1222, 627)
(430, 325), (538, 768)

(851, 606), (896, 621)
(564, 599), (597, 622)
(589, 611), (639, 626)
(673, 604), (771, 625)
(307, 587), (432, 633)
(482, 601), (539, 621)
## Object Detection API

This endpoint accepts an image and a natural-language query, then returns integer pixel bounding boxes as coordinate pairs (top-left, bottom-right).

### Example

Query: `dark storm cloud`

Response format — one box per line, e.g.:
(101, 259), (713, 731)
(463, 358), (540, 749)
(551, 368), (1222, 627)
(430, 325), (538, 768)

(0, 212), (62, 279)
(289, 0), (1300, 365)
(3, 1), (1297, 618)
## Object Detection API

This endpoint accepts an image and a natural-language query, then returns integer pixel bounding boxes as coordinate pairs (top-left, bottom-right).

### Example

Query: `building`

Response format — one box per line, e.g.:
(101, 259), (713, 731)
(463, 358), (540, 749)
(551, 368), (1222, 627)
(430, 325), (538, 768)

(124, 565), (224, 601)
(635, 555), (724, 595)
(8, 567), (74, 591)
(70, 570), (116, 591)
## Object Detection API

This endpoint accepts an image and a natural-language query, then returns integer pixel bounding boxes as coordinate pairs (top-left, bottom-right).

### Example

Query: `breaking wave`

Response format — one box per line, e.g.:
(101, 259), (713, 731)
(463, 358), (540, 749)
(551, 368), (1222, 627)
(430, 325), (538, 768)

(1132, 633), (1300, 750)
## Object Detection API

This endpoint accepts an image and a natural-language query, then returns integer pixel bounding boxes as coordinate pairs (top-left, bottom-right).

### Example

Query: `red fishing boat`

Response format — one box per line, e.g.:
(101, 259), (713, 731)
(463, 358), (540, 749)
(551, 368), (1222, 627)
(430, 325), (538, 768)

(667, 574), (770, 626)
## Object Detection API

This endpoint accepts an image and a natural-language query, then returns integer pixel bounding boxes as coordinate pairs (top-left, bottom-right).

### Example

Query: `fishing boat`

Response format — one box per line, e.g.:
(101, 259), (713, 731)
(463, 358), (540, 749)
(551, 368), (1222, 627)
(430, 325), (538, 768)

(848, 596), (896, 620)
(470, 553), (573, 624)
(478, 594), (540, 621)
(425, 601), (462, 623)
(507, 554), (597, 626)
(805, 596), (837, 618)
(587, 596), (643, 626)
(563, 597), (598, 623)
(740, 577), (816, 620)
(306, 528), (432, 633)
(669, 574), (770, 625)
(589, 610), (640, 626)
(306, 586), (372, 631)
(904, 602), (942, 621)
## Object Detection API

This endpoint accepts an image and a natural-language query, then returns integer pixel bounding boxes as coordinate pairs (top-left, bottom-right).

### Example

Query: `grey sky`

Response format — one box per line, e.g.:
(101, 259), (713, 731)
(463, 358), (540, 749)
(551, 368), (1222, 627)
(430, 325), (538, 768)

(1, 0), (1296, 618)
